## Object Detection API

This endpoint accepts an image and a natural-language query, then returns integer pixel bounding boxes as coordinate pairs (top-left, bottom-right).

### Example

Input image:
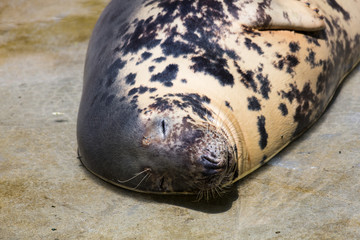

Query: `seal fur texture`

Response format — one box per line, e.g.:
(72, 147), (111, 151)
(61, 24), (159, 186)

(77, 0), (360, 196)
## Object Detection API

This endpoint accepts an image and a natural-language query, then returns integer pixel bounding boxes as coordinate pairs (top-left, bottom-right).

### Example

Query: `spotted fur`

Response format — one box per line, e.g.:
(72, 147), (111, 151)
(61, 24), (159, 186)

(77, 0), (360, 195)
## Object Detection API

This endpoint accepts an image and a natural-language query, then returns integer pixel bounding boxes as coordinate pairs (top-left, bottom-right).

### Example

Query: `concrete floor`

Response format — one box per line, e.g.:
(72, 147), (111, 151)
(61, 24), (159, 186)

(0, 0), (359, 239)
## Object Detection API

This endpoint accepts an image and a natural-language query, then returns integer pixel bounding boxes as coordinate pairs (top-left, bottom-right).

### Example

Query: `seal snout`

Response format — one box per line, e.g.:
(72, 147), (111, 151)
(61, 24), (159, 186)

(200, 154), (226, 175)
(191, 146), (236, 198)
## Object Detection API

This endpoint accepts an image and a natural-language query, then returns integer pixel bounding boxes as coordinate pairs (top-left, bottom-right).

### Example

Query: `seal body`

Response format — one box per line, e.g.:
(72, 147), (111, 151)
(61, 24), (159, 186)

(77, 0), (360, 196)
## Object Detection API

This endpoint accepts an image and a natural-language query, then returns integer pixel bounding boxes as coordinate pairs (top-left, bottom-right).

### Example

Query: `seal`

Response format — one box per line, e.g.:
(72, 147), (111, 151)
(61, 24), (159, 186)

(77, 0), (360, 197)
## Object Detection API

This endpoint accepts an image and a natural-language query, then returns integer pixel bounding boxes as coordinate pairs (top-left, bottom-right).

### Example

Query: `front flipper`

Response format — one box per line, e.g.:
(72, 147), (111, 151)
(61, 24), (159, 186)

(237, 0), (325, 31)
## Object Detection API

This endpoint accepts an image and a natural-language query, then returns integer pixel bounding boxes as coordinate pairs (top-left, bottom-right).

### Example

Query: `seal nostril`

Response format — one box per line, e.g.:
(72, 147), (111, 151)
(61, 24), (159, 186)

(201, 155), (217, 164)
(200, 155), (222, 169)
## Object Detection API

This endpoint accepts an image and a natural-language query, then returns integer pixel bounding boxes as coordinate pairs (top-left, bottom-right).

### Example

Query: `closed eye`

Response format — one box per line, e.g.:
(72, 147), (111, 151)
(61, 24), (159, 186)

(161, 119), (166, 136)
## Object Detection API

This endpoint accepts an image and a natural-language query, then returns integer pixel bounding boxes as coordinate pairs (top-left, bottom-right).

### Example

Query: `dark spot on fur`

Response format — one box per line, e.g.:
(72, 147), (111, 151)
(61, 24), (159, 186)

(256, 73), (271, 99)
(244, 38), (264, 55)
(324, 17), (334, 36)
(223, 0), (240, 19)
(164, 81), (174, 87)
(128, 88), (138, 96)
(149, 97), (173, 111)
(306, 49), (316, 67)
(201, 95), (211, 103)
(130, 95), (138, 109)
(139, 86), (148, 94)
(161, 27), (196, 57)
(257, 115), (268, 150)
(326, 0), (350, 20)
(305, 48), (323, 68)
(265, 42), (272, 47)
(191, 56), (234, 86)
(289, 42), (300, 53)
(149, 66), (155, 72)
(316, 61), (331, 94)
(248, 96), (261, 111)
(281, 82), (319, 137)
(286, 55), (299, 74)
(278, 103), (288, 116)
(235, 63), (257, 92)
(283, 11), (290, 23)
(174, 93), (212, 120)
(149, 88), (157, 93)
(256, 0), (272, 27)
(141, 51), (152, 61)
(235, 61), (271, 98)
(225, 101), (233, 111)
(148, 92), (212, 120)
(125, 73), (137, 85)
(304, 35), (321, 47)
(150, 64), (179, 87)
(273, 55), (299, 74)
(277, 60), (285, 70)
(225, 49), (239, 60)
(153, 57), (166, 63)
(121, 17), (162, 54)
(106, 58), (127, 87)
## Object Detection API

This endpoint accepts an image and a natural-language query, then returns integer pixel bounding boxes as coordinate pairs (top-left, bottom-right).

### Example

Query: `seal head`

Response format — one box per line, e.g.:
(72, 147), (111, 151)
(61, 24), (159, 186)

(77, 96), (238, 195)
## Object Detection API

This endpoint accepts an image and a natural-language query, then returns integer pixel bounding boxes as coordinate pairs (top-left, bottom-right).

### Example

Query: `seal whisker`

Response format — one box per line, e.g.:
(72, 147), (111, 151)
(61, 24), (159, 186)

(117, 168), (151, 184)
(206, 109), (210, 134)
(214, 105), (223, 130)
(211, 188), (217, 199)
(214, 186), (223, 198)
(203, 190), (209, 201)
(224, 115), (239, 134)
(196, 190), (204, 202)
(216, 186), (225, 197)
(134, 171), (151, 189)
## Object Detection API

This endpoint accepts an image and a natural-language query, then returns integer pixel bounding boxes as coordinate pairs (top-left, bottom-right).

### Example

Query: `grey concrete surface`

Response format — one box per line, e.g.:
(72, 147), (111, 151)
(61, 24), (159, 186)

(0, 1), (359, 239)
